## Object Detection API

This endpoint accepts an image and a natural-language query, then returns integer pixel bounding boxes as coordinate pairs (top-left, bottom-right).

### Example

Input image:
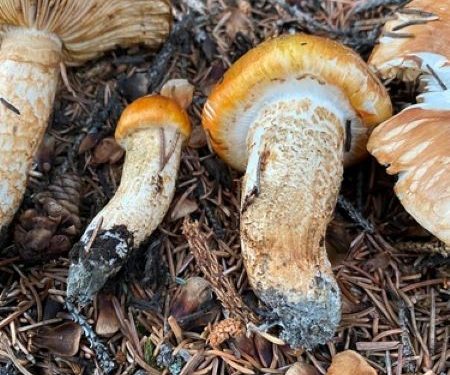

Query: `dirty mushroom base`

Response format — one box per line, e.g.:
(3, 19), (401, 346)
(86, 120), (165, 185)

(67, 225), (133, 305)
(257, 278), (340, 349)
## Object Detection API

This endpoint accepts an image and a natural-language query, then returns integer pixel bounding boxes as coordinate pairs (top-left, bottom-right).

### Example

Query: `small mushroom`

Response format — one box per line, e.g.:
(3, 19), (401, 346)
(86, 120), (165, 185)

(202, 34), (392, 348)
(368, 0), (450, 247)
(326, 350), (376, 375)
(67, 95), (191, 304)
(0, 0), (171, 233)
(32, 322), (82, 357)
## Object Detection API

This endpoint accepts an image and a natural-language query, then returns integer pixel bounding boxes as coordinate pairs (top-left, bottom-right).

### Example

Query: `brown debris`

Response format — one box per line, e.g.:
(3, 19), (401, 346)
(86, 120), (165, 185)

(169, 276), (212, 320)
(95, 293), (121, 337)
(31, 322), (82, 357)
(91, 137), (125, 165)
(209, 318), (246, 348)
(14, 173), (82, 260)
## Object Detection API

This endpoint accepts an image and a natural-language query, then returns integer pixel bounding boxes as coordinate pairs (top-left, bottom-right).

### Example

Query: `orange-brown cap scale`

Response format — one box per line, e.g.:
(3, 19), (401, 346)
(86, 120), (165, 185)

(202, 33), (392, 170)
(115, 95), (191, 142)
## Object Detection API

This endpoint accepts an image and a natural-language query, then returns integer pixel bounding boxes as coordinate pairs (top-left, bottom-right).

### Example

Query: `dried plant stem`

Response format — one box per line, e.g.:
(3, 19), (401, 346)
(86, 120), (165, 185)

(182, 219), (259, 324)
(66, 300), (115, 374)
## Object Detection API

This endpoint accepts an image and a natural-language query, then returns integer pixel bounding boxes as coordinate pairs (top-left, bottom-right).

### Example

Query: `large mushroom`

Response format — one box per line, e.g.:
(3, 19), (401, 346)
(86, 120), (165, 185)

(368, 0), (450, 247)
(202, 34), (392, 348)
(67, 94), (191, 304)
(0, 0), (171, 235)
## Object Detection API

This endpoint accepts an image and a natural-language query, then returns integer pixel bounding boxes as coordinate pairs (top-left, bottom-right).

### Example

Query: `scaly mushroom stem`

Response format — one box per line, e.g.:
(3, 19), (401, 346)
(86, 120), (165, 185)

(0, 28), (61, 233)
(67, 126), (183, 304)
(240, 83), (348, 348)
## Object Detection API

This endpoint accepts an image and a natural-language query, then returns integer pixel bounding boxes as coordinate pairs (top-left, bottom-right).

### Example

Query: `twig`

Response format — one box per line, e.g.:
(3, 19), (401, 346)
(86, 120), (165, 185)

(182, 219), (259, 324)
(353, 0), (408, 14)
(147, 14), (194, 92)
(0, 97), (20, 115)
(66, 299), (115, 374)
(337, 195), (375, 233)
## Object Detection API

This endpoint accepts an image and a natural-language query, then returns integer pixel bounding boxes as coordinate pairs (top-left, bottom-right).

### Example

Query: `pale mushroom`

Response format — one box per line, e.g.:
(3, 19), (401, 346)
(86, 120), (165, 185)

(326, 350), (376, 375)
(202, 34), (392, 348)
(368, 0), (450, 247)
(0, 0), (171, 235)
(67, 95), (191, 304)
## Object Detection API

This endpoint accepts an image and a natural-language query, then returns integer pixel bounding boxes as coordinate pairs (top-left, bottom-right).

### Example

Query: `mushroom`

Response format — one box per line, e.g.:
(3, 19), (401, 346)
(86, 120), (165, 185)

(326, 350), (376, 375)
(202, 34), (392, 348)
(367, 0), (450, 247)
(67, 95), (191, 304)
(0, 0), (171, 234)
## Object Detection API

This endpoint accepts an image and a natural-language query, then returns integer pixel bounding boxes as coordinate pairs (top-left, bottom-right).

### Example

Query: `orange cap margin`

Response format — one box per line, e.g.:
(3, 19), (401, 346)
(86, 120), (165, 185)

(202, 34), (392, 169)
(115, 95), (191, 141)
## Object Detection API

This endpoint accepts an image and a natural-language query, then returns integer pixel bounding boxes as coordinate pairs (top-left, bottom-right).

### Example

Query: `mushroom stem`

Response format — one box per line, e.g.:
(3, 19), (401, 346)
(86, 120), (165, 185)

(240, 80), (348, 348)
(67, 126), (182, 304)
(0, 28), (61, 232)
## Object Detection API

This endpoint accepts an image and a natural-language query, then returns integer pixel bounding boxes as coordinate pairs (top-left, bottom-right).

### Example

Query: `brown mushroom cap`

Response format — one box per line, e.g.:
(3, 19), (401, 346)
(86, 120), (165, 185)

(0, 0), (171, 65)
(202, 33), (392, 171)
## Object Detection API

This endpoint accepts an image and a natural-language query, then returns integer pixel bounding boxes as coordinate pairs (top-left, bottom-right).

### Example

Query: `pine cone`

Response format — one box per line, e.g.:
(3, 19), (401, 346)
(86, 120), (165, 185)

(14, 173), (82, 260)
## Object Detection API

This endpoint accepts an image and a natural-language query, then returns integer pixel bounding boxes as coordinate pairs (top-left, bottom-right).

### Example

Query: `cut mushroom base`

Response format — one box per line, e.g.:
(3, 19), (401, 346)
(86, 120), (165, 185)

(67, 96), (191, 304)
(202, 34), (392, 348)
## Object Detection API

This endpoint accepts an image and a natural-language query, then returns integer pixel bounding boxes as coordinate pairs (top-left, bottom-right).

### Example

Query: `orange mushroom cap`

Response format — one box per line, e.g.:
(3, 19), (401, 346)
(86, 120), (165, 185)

(115, 95), (192, 144)
(202, 33), (392, 171)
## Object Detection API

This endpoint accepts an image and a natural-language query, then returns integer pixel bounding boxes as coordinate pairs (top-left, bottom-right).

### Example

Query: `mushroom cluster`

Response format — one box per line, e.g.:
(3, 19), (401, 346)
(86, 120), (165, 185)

(202, 34), (392, 348)
(67, 93), (191, 304)
(0, 0), (171, 235)
(368, 0), (450, 247)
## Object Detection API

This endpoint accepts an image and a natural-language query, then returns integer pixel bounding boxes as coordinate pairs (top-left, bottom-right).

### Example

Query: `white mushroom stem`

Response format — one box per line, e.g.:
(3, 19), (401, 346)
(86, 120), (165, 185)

(0, 28), (61, 234)
(67, 125), (183, 304)
(240, 78), (359, 348)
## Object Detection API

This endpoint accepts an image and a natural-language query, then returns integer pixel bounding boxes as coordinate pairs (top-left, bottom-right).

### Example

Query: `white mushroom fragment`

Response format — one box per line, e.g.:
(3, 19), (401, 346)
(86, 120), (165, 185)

(0, 0), (171, 235)
(368, 0), (450, 247)
(202, 34), (392, 348)
(67, 95), (191, 304)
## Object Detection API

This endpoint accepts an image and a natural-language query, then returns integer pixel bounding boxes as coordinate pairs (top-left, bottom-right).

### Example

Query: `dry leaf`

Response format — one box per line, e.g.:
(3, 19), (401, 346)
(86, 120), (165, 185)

(188, 126), (208, 149)
(91, 137), (124, 165)
(32, 322), (82, 357)
(170, 197), (198, 221)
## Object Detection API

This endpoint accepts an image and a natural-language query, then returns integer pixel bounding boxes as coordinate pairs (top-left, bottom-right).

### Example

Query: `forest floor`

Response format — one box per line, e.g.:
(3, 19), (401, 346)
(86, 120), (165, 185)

(0, 0), (449, 374)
